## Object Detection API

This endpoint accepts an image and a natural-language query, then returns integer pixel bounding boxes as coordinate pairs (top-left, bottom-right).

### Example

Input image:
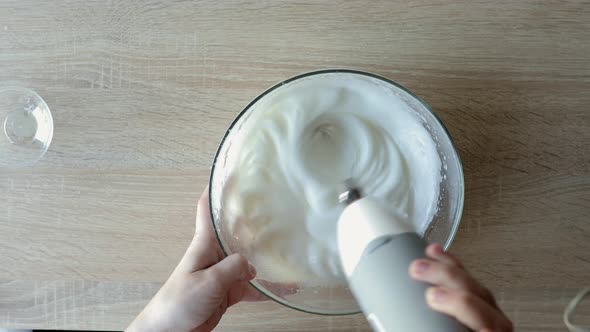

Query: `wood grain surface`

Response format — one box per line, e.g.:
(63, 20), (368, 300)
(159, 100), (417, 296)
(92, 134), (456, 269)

(1, 0), (589, 331)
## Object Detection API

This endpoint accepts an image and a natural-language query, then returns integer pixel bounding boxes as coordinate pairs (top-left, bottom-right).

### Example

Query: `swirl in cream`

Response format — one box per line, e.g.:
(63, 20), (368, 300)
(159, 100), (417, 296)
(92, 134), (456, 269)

(213, 72), (441, 285)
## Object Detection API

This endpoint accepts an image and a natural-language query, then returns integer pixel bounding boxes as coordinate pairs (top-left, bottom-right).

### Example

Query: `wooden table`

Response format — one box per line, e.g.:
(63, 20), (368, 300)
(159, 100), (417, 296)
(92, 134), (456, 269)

(1, 1), (589, 331)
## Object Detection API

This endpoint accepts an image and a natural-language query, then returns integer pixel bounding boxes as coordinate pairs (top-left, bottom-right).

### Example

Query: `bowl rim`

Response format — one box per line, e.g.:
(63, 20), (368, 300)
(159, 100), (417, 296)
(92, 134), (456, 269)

(208, 68), (465, 315)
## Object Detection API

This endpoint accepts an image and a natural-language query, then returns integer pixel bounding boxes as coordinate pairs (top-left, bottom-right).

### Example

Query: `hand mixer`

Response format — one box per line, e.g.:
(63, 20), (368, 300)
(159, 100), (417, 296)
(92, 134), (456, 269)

(337, 185), (469, 332)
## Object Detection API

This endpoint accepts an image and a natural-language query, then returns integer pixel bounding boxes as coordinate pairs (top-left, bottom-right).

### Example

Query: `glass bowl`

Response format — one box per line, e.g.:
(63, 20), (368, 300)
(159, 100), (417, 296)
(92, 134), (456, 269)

(0, 87), (53, 167)
(209, 69), (464, 315)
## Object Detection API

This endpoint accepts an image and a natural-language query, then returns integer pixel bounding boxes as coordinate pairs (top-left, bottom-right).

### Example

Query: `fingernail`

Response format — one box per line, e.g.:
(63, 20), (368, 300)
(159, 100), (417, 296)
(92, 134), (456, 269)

(414, 260), (429, 274)
(427, 287), (446, 304)
(248, 263), (257, 277)
(432, 244), (445, 256)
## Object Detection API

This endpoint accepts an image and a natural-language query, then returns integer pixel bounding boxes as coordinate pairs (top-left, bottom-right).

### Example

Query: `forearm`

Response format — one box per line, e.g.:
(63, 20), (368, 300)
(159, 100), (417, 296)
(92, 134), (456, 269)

(126, 303), (168, 332)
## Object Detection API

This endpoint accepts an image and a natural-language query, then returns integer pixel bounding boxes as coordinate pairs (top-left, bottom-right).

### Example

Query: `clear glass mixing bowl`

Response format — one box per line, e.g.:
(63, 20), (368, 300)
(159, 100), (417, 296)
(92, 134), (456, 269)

(0, 87), (53, 167)
(209, 69), (464, 315)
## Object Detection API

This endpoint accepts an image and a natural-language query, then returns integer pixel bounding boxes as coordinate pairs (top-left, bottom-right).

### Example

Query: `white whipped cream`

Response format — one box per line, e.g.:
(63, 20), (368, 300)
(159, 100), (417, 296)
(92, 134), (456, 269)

(212, 72), (441, 285)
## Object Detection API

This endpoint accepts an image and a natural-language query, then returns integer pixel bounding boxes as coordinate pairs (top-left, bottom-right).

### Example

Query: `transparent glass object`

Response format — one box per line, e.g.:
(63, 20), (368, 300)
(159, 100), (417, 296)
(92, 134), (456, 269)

(209, 69), (464, 315)
(0, 87), (53, 167)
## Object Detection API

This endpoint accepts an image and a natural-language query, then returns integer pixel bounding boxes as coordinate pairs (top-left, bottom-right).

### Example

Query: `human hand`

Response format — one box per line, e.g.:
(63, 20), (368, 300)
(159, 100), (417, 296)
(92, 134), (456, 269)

(409, 244), (513, 332)
(127, 188), (263, 332)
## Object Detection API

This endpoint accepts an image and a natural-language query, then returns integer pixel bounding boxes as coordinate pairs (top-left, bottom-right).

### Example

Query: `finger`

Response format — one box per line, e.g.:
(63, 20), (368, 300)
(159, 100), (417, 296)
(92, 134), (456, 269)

(201, 306), (224, 332)
(240, 284), (269, 302)
(409, 259), (490, 301)
(194, 186), (216, 243)
(410, 257), (499, 309)
(424, 245), (500, 309)
(426, 287), (513, 332)
(208, 254), (256, 291)
(257, 280), (299, 298)
(178, 187), (222, 272)
(426, 243), (464, 269)
(227, 282), (268, 307)
(226, 280), (301, 308)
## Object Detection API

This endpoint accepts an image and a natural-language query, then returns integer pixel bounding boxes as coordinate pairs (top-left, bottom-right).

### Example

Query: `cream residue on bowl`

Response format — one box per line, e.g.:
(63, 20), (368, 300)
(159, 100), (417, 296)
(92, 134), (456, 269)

(212, 72), (441, 285)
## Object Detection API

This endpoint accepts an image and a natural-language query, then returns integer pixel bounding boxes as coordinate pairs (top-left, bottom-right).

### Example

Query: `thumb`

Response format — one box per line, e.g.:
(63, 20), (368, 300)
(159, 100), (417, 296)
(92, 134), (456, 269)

(209, 254), (256, 290)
